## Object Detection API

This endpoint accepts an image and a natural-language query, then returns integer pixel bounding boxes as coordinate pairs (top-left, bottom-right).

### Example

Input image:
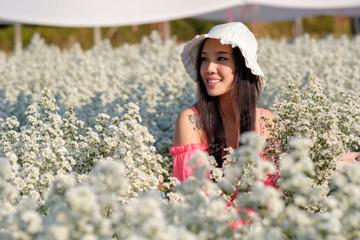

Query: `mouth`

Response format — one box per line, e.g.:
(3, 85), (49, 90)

(207, 79), (221, 84)
(206, 78), (222, 87)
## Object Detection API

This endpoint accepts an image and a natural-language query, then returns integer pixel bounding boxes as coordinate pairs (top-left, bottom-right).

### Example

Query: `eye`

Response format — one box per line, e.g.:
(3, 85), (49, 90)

(218, 56), (228, 61)
(201, 57), (208, 62)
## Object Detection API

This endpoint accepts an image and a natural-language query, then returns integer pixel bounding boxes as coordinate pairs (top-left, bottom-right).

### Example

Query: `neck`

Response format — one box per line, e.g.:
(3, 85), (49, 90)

(219, 93), (240, 148)
(219, 93), (235, 117)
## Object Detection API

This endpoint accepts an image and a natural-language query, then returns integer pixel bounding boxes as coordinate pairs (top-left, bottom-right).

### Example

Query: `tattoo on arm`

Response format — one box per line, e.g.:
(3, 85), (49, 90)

(188, 114), (202, 131)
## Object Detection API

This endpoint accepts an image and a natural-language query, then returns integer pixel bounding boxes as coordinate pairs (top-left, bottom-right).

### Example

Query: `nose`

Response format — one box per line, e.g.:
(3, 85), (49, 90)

(206, 61), (217, 74)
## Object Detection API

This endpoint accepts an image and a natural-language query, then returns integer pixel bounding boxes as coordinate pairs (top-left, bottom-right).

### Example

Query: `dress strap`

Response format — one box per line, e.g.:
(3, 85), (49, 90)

(260, 108), (264, 137)
(188, 106), (200, 116)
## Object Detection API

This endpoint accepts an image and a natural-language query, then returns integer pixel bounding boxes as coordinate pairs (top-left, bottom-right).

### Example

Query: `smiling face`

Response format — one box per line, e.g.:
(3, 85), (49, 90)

(200, 38), (236, 98)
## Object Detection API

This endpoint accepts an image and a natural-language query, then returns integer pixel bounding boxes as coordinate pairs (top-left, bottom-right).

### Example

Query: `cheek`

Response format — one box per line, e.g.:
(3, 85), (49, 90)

(220, 66), (235, 79)
(200, 63), (207, 79)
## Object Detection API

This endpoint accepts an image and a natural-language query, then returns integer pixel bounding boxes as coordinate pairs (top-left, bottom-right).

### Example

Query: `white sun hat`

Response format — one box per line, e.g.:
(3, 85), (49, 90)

(181, 22), (265, 84)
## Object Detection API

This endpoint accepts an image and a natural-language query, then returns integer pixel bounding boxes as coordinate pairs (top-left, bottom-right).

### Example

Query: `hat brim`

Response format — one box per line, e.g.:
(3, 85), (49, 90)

(181, 34), (207, 82)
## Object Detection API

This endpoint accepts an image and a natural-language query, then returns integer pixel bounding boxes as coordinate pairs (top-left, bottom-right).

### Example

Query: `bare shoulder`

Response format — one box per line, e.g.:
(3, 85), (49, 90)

(174, 108), (204, 146)
(261, 108), (276, 120)
(256, 108), (275, 121)
(256, 108), (276, 138)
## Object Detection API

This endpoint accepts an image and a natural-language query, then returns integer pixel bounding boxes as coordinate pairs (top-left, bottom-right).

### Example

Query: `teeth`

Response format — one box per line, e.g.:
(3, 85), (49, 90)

(208, 80), (221, 83)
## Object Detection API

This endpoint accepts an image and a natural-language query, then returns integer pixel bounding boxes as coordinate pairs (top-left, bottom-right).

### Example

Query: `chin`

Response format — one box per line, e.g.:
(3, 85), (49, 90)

(207, 91), (220, 97)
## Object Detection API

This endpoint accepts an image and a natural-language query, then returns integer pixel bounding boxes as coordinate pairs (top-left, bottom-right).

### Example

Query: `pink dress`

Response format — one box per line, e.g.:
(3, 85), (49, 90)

(169, 107), (277, 187)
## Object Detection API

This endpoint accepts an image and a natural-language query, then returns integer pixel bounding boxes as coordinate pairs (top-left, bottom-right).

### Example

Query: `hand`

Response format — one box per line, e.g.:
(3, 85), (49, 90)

(158, 181), (164, 191)
(337, 152), (359, 168)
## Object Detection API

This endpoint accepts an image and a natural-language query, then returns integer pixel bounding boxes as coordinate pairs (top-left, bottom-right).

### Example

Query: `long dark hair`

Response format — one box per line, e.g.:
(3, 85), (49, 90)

(195, 39), (262, 167)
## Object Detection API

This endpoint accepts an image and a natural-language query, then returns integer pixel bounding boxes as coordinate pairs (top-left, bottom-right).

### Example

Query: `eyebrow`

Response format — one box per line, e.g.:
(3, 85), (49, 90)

(201, 50), (232, 55)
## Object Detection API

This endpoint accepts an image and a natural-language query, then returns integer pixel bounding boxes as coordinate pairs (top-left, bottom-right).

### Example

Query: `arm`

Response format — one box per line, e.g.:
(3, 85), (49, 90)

(260, 109), (359, 169)
(258, 108), (280, 188)
(171, 108), (206, 181)
(174, 108), (204, 146)
(258, 108), (276, 138)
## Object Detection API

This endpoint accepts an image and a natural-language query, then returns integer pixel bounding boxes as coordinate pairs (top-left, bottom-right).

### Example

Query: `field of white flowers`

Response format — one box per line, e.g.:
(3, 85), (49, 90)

(0, 31), (359, 239)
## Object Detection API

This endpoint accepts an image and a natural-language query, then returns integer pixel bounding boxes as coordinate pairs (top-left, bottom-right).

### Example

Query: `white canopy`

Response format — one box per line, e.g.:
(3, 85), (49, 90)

(198, 5), (360, 23)
(0, 0), (359, 27)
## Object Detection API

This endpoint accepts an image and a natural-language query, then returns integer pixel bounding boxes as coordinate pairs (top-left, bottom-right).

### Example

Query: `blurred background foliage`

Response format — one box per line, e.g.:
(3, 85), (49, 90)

(0, 15), (354, 53)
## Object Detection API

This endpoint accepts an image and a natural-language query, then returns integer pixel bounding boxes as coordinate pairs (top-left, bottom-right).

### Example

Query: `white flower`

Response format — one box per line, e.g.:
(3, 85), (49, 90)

(0, 158), (13, 179)
(65, 186), (100, 214)
(20, 210), (43, 234)
(95, 124), (103, 131)
(45, 225), (69, 240)
(0, 31), (358, 239)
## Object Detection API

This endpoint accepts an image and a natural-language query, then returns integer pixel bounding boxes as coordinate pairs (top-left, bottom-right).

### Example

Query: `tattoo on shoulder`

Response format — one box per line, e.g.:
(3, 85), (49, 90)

(188, 114), (202, 131)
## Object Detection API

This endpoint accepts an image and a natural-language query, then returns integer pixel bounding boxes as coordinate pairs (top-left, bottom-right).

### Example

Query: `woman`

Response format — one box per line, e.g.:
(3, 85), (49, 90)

(170, 22), (276, 182)
(170, 22), (358, 183)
